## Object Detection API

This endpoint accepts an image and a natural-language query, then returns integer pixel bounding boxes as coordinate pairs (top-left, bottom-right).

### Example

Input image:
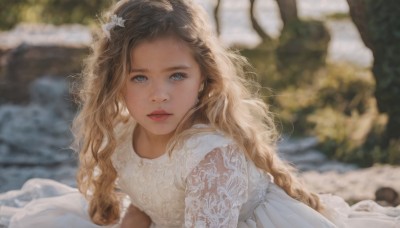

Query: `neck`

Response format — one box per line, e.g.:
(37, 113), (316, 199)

(133, 125), (174, 159)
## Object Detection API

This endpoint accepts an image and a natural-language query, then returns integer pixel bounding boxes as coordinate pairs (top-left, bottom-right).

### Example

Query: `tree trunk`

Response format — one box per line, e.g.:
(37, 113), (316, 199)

(249, 0), (271, 42)
(213, 0), (222, 36)
(347, 0), (400, 143)
(346, 0), (373, 50)
(275, 0), (299, 27)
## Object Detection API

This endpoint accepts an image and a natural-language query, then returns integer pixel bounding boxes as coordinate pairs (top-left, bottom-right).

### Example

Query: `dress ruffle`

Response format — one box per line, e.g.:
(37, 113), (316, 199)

(238, 184), (336, 228)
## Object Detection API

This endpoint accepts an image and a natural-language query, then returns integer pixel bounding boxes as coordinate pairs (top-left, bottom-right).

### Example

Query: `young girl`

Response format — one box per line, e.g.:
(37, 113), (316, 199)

(73, 0), (335, 226)
(1, 0), (399, 227)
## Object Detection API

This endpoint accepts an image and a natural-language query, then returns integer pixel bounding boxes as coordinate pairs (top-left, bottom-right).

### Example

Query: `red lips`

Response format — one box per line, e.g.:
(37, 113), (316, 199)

(147, 110), (172, 121)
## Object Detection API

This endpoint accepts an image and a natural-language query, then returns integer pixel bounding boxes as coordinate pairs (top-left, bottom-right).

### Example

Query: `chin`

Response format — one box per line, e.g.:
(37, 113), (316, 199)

(146, 124), (177, 136)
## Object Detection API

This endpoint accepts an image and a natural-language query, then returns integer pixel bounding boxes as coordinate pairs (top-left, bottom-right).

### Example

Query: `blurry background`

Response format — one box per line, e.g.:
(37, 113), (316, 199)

(0, 0), (399, 206)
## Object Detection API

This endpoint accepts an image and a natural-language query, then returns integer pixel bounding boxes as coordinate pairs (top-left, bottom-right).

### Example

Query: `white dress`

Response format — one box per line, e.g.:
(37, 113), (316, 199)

(1, 124), (399, 228)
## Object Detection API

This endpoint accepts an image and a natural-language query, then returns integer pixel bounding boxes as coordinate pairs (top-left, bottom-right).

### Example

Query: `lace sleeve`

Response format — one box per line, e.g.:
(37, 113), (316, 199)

(184, 145), (248, 228)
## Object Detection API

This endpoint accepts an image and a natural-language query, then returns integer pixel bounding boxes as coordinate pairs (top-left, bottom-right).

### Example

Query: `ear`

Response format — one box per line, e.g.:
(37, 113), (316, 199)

(198, 82), (205, 93)
(198, 76), (207, 93)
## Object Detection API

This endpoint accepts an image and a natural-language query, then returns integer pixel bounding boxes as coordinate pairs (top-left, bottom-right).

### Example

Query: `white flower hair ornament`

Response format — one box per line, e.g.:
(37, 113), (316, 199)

(102, 14), (125, 39)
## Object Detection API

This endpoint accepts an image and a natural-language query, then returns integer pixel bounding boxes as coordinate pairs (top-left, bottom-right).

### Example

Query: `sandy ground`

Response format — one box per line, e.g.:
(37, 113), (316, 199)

(300, 164), (400, 204)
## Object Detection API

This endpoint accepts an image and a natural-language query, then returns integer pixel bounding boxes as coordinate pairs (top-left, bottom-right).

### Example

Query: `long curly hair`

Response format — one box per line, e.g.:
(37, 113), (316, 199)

(73, 0), (323, 225)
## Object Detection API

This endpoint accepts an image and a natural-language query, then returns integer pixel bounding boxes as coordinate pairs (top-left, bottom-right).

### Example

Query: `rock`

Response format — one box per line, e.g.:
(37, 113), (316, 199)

(0, 24), (91, 104)
(0, 165), (77, 193)
(375, 187), (400, 207)
(0, 77), (75, 166)
(30, 75), (75, 115)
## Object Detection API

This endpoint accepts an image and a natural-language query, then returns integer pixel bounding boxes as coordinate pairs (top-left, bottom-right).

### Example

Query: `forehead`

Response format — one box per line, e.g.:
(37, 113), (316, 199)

(129, 35), (197, 69)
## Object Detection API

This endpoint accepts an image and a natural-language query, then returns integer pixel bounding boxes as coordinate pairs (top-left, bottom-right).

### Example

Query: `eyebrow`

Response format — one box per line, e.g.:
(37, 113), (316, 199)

(130, 65), (191, 73)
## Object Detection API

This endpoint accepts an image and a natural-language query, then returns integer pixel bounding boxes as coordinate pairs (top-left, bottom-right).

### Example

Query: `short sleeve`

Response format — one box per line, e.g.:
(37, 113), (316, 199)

(179, 131), (234, 179)
(184, 145), (248, 227)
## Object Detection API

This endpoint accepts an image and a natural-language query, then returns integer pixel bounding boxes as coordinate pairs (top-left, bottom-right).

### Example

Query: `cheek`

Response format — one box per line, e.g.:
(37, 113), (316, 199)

(125, 94), (140, 107)
(181, 83), (201, 104)
(123, 85), (140, 101)
(125, 99), (142, 120)
(123, 89), (141, 111)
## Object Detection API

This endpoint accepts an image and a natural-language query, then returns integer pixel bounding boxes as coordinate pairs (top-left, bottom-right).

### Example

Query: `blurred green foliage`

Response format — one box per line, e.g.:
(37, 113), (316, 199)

(241, 10), (400, 166)
(241, 39), (398, 167)
(0, 0), (115, 30)
(275, 20), (330, 86)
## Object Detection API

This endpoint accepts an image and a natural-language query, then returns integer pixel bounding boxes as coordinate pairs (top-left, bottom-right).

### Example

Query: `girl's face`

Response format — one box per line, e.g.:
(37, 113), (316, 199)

(123, 35), (203, 138)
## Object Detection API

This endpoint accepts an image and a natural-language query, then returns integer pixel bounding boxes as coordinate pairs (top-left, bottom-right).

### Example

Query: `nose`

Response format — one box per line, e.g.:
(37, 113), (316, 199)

(150, 82), (170, 103)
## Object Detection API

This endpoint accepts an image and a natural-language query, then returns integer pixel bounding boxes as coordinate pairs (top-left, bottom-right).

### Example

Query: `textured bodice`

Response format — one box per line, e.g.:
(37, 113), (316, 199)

(111, 124), (272, 227)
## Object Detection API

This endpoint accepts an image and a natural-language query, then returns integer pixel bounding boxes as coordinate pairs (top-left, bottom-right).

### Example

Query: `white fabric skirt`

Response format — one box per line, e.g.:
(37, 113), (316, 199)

(1, 178), (399, 228)
(238, 184), (400, 228)
(0, 179), (119, 228)
(238, 184), (335, 227)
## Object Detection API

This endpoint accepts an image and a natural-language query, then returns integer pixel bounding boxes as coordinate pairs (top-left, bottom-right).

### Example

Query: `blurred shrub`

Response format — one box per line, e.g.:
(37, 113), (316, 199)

(0, 0), (115, 30)
(278, 63), (374, 132)
(314, 64), (374, 115)
(241, 41), (397, 166)
(240, 40), (279, 90)
(281, 63), (399, 166)
(275, 20), (330, 86)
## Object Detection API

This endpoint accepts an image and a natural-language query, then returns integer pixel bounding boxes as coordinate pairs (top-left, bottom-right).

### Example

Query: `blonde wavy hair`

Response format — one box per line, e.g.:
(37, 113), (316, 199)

(73, 0), (323, 225)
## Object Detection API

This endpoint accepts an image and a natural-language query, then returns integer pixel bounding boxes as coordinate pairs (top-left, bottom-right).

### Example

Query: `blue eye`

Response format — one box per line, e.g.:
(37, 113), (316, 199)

(131, 75), (147, 83)
(170, 73), (187, 81)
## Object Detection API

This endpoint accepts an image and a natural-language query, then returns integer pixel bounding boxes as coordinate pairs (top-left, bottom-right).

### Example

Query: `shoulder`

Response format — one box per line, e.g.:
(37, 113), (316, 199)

(183, 124), (234, 153)
(173, 124), (245, 179)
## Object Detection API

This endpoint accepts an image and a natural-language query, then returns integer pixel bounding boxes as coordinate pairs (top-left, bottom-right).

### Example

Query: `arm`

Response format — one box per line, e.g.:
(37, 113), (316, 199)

(120, 204), (151, 228)
(184, 146), (248, 227)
